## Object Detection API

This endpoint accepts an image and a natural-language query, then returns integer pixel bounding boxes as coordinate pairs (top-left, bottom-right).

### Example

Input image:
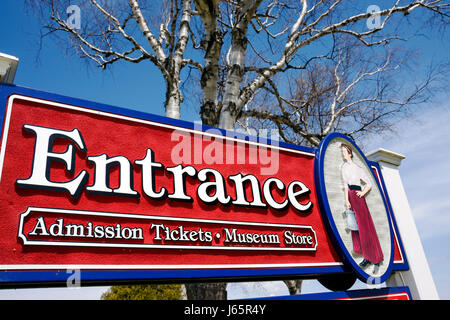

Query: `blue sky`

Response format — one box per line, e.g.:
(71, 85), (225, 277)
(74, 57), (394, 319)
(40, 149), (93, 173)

(0, 0), (449, 299)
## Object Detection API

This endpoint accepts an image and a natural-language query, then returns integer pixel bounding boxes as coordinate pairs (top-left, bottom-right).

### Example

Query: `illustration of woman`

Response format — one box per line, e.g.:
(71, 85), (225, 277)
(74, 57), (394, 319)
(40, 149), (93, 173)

(341, 143), (383, 273)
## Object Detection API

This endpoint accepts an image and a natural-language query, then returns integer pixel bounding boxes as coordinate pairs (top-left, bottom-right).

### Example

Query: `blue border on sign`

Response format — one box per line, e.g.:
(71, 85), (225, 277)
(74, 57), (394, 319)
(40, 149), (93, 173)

(314, 133), (396, 284)
(249, 286), (412, 300)
(0, 266), (348, 287)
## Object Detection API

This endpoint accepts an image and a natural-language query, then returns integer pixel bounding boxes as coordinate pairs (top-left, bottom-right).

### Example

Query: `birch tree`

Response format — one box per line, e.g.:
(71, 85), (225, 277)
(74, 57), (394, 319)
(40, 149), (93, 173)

(30, 0), (449, 127)
(193, 0), (449, 132)
(29, 0), (199, 119)
(239, 35), (448, 147)
(27, 0), (449, 300)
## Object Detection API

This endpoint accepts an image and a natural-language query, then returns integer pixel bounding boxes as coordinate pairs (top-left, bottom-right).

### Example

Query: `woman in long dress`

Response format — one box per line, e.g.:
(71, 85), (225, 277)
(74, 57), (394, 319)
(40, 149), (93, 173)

(341, 143), (383, 273)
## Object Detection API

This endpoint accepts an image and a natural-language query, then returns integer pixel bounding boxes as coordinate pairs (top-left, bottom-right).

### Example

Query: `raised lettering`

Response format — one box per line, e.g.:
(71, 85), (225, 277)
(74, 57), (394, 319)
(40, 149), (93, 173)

(16, 124), (88, 198)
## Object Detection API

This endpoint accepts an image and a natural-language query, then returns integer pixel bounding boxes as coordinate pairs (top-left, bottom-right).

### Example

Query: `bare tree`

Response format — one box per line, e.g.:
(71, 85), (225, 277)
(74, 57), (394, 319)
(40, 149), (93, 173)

(29, 0), (200, 119)
(28, 0), (449, 126)
(26, 0), (449, 300)
(194, 0), (450, 131)
(240, 35), (447, 147)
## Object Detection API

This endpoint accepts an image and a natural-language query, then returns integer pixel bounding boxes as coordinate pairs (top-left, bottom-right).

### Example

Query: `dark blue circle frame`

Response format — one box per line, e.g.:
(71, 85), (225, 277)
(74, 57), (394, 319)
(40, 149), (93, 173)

(314, 133), (395, 284)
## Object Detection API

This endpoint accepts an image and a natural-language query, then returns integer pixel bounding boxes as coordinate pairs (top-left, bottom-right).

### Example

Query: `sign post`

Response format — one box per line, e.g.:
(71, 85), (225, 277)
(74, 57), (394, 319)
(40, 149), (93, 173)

(366, 149), (439, 300)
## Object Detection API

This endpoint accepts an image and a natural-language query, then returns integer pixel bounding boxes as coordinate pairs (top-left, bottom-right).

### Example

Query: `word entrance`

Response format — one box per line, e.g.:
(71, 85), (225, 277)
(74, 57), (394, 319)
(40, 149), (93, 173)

(16, 124), (313, 213)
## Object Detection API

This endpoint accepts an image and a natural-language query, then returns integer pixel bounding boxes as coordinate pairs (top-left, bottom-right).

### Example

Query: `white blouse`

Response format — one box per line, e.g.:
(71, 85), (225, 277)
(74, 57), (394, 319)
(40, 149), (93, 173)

(341, 160), (372, 188)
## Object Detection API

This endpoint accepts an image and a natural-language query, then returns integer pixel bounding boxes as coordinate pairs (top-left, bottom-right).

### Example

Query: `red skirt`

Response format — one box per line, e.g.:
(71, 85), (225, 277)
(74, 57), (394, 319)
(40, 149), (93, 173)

(348, 189), (384, 264)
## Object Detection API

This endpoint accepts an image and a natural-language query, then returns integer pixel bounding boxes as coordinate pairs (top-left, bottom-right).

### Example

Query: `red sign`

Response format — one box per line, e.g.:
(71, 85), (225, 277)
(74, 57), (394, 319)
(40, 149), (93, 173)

(0, 93), (342, 272)
(0, 86), (409, 287)
(259, 286), (412, 300)
(333, 292), (411, 300)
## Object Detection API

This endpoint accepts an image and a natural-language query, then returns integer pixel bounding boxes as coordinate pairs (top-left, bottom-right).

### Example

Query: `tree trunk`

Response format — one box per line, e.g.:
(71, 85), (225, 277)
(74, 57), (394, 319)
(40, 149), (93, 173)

(199, 30), (223, 127)
(185, 282), (227, 300)
(163, 0), (191, 120)
(195, 0), (223, 127)
(218, 0), (262, 130)
(283, 280), (303, 295)
(218, 27), (248, 130)
(164, 74), (182, 119)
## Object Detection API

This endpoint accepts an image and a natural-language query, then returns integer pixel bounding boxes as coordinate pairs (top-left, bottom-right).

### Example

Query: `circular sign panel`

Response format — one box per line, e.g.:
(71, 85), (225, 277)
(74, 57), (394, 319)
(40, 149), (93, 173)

(315, 133), (394, 283)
